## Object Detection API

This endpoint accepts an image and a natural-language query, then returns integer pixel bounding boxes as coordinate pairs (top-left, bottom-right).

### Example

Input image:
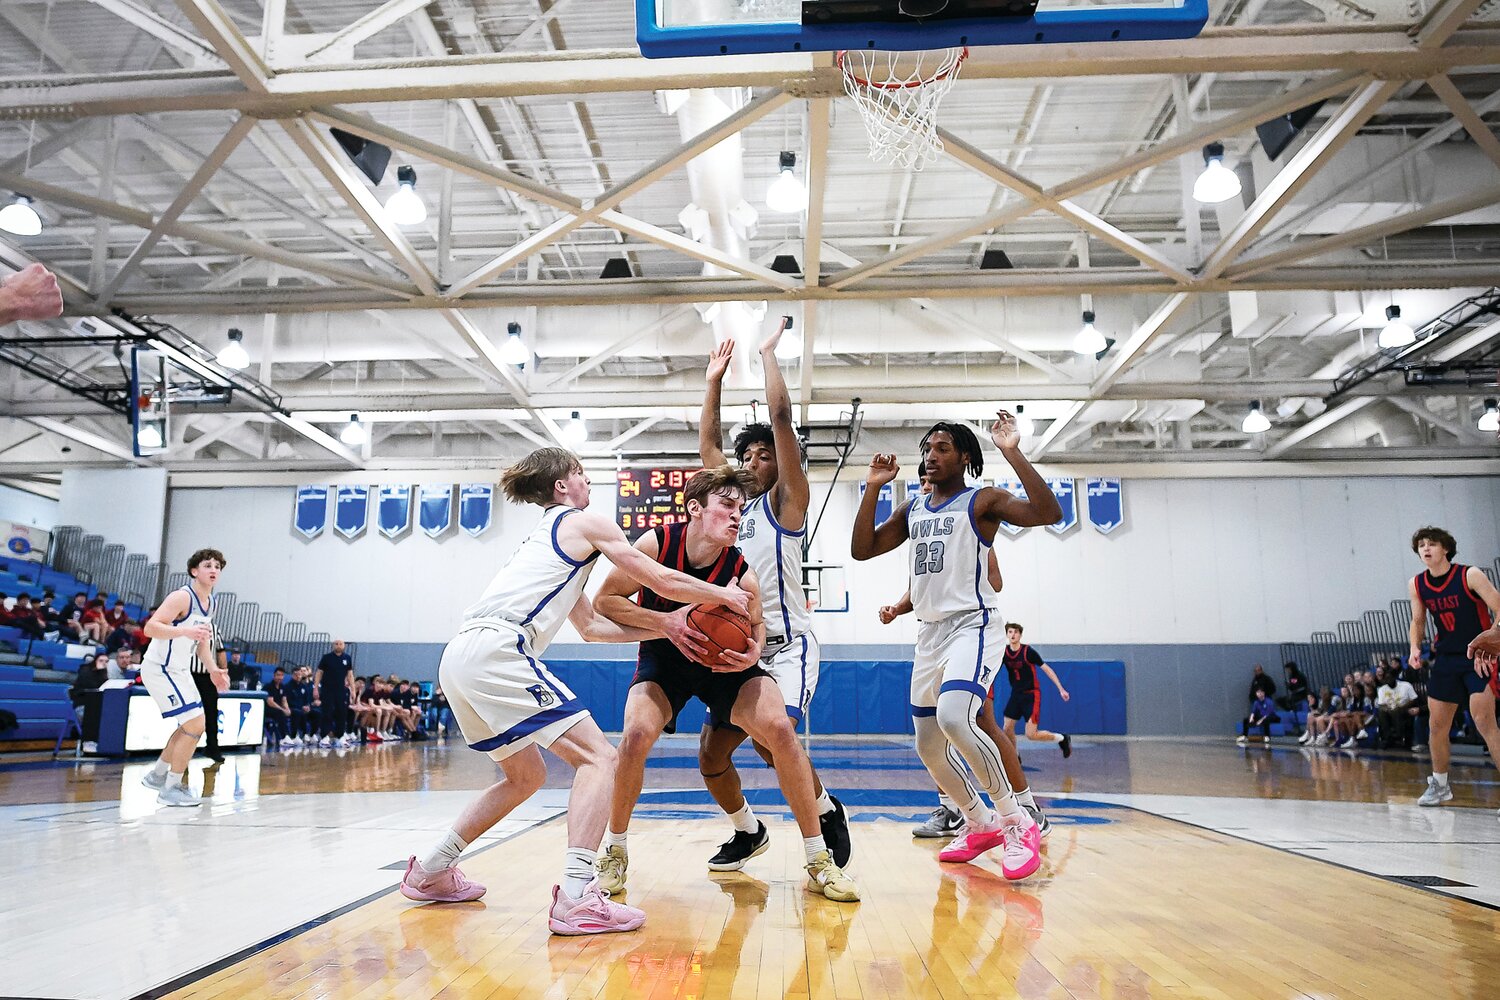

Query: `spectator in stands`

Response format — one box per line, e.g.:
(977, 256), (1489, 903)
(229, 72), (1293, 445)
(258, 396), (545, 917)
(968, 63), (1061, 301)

(1248, 664), (1276, 704)
(264, 667), (292, 748)
(1299, 686), (1341, 745)
(1277, 663), (1310, 712)
(104, 599), (128, 631)
(1318, 685), (1356, 746)
(394, 679), (424, 739)
(1337, 681), (1378, 749)
(9, 594), (45, 640)
(1238, 690), (1278, 746)
(287, 666), (317, 747)
(351, 676), (384, 743)
(1377, 667), (1420, 750)
(80, 598), (108, 644)
(225, 650), (254, 690)
(431, 685), (454, 737)
(104, 647), (138, 680)
(69, 653), (107, 721)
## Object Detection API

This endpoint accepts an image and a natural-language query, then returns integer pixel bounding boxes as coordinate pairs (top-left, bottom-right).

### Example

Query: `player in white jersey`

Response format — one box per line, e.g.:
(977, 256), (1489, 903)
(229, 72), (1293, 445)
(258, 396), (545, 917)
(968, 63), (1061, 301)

(138, 548), (229, 807)
(696, 318), (852, 873)
(853, 413), (1059, 880)
(399, 447), (752, 937)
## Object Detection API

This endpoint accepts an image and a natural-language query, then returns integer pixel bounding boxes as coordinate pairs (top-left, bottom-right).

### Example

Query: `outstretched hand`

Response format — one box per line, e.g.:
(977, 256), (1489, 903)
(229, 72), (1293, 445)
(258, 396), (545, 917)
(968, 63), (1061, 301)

(990, 410), (1020, 451)
(759, 316), (791, 357)
(707, 339), (735, 383)
(866, 453), (899, 488)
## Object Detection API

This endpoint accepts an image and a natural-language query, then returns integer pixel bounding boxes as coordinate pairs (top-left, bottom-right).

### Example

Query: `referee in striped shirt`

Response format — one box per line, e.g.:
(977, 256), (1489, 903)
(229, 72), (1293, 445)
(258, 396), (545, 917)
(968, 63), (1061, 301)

(190, 622), (226, 762)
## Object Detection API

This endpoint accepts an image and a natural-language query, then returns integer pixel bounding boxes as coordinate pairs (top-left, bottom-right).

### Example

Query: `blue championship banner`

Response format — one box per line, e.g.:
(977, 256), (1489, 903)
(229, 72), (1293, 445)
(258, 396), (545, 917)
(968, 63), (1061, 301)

(994, 478), (1027, 536)
(418, 484), (454, 538)
(459, 483), (495, 537)
(1045, 478), (1078, 535)
(293, 486), (329, 540)
(334, 485), (370, 540)
(859, 481), (895, 524)
(377, 484), (412, 539)
(1086, 478), (1125, 534)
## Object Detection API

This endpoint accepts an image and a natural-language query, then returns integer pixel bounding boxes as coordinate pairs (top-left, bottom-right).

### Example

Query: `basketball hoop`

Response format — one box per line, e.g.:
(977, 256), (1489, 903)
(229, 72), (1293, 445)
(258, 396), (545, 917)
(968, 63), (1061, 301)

(837, 47), (967, 170)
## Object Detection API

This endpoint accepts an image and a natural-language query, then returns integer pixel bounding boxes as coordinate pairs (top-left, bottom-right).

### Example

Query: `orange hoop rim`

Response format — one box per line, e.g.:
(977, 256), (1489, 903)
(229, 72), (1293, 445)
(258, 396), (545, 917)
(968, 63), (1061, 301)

(835, 47), (969, 91)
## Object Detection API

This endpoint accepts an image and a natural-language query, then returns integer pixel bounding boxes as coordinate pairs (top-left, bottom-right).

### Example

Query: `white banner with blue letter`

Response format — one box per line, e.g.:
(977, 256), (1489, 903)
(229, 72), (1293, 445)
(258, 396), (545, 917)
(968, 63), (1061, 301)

(293, 486), (329, 540)
(1086, 478), (1124, 534)
(377, 484), (412, 539)
(1, 520), (48, 563)
(1045, 478), (1077, 535)
(459, 483), (495, 537)
(334, 485), (370, 540)
(419, 484), (454, 538)
(993, 478), (1027, 536)
(860, 481), (895, 524)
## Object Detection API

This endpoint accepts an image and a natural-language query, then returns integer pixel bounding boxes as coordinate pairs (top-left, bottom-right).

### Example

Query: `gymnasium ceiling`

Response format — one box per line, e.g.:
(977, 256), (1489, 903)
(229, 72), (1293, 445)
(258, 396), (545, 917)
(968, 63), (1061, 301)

(1, 0), (1499, 484)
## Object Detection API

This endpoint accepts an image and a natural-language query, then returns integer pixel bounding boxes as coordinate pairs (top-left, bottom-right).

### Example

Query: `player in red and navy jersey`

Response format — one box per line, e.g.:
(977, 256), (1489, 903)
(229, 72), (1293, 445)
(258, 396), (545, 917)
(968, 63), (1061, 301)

(998, 624), (1072, 758)
(1407, 526), (1500, 809)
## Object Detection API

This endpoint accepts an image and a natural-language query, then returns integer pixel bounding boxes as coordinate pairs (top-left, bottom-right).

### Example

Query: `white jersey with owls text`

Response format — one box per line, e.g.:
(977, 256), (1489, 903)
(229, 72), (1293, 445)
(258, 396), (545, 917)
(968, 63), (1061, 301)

(906, 487), (998, 624)
(461, 505), (599, 654)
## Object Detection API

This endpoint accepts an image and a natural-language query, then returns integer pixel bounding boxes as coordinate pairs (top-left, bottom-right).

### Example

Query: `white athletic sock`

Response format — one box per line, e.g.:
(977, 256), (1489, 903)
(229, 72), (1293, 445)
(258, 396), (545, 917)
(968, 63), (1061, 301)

(728, 801), (759, 834)
(803, 834), (829, 863)
(1433, 771), (1449, 787)
(150, 759), (170, 779)
(602, 828), (628, 851)
(561, 848), (597, 900)
(994, 791), (1026, 822)
(1035, 732), (1063, 744)
(420, 829), (469, 874)
(957, 795), (996, 832)
(814, 789), (835, 816)
(1016, 787), (1037, 809)
(938, 793), (956, 811)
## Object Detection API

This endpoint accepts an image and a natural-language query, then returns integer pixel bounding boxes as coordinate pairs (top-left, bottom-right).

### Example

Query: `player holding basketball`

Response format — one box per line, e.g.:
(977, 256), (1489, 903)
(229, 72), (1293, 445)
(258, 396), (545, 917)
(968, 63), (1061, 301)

(593, 466), (859, 902)
(998, 624), (1073, 757)
(399, 448), (752, 936)
(138, 548), (229, 807)
(853, 413), (1057, 879)
(1406, 526), (1500, 810)
(879, 474), (1053, 841)
(696, 318), (853, 873)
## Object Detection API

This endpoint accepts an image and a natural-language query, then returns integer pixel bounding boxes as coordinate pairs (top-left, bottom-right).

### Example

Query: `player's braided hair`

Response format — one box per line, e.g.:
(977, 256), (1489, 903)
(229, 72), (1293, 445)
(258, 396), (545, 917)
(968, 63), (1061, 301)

(919, 421), (984, 478)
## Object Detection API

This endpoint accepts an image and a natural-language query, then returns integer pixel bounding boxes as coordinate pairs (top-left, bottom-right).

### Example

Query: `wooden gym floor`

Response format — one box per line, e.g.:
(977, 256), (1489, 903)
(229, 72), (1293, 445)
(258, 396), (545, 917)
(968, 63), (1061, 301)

(2, 736), (1498, 1000)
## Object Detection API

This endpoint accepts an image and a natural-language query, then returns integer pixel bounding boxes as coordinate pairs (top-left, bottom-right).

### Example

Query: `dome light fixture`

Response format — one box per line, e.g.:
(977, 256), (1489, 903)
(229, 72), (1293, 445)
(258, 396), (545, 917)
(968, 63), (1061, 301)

(1242, 400), (1271, 434)
(766, 151), (807, 214)
(339, 413), (368, 446)
(1192, 143), (1241, 204)
(562, 410), (589, 448)
(1377, 304), (1415, 349)
(383, 165), (427, 226)
(500, 321), (529, 366)
(1073, 310), (1107, 356)
(136, 422), (164, 450)
(1014, 404), (1035, 437)
(1478, 398), (1499, 432)
(217, 328), (249, 370)
(0, 196), (42, 237)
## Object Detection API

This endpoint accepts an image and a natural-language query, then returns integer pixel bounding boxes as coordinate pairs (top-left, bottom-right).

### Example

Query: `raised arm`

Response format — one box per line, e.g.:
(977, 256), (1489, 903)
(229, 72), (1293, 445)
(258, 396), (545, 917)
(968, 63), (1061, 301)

(569, 511), (751, 617)
(699, 339), (732, 467)
(974, 411), (1062, 530)
(850, 454), (910, 561)
(1407, 578), (1426, 670)
(760, 319), (810, 529)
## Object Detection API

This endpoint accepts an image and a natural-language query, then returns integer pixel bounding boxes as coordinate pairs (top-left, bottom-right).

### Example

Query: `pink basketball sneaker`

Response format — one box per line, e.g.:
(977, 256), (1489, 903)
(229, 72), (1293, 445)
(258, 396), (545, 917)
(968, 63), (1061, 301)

(548, 880), (646, 936)
(399, 856), (487, 902)
(938, 823), (1005, 863)
(999, 815), (1042, 881)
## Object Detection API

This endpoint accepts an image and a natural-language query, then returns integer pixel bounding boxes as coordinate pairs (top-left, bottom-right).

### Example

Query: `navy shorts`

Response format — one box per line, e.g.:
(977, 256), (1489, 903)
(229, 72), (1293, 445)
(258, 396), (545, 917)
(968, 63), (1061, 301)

(1427, 653), (1488, 704)
(631, 641), (770, 734)
(1001, 684), (1042, 724)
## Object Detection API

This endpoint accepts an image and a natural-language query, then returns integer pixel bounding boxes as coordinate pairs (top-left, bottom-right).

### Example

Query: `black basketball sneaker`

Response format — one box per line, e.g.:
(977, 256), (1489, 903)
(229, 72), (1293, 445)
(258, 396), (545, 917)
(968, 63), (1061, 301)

(708, 821), (771, 871)
(1060, 733), (1073, 758)
(819, 795), (853, 867)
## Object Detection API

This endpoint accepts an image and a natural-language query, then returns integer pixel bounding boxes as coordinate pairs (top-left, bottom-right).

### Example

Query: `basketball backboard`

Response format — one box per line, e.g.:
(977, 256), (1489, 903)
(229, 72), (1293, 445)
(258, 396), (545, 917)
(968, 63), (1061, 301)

(638, 0), (1209, 57)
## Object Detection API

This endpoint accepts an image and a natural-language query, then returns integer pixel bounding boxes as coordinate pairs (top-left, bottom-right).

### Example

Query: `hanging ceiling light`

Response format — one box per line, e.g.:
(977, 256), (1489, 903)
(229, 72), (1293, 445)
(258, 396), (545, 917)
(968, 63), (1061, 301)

(0, 196), (42, 237)
(500, 321), (529, 366)
(384, 165), (426, 226)
(1073, 310), (1107, 355)
(1013, 405), (1035, 437)
(1378, 304), (1415, 349)
(339, 413), (368, 446)
(561, 410), (588, 448)
(1192, 143), (1241, 204)
(1479, 398), (1499, 432)
(216, 328), (249, 371)
(136, 423), (164, 450)
(1242, 401), (1271, 434)
(766, 151), (807, 214)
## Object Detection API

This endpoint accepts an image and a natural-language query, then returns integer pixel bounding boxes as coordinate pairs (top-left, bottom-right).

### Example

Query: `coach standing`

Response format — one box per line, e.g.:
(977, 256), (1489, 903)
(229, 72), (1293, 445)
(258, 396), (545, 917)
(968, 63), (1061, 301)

(315, 639), (356, 747)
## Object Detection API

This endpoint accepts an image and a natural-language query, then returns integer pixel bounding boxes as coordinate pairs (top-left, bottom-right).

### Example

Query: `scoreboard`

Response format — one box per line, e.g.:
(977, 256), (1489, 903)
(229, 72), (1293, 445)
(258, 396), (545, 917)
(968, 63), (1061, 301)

(615, 466), (702, 539)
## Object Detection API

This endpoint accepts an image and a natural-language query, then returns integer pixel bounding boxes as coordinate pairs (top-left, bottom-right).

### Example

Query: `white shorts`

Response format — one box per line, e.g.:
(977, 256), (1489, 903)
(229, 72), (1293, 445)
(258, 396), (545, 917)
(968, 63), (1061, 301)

(911, 610), (1002, 717)
(440, 620), (589, 762)
(759, 632), (821, 722)
(138, 655), (203, 722)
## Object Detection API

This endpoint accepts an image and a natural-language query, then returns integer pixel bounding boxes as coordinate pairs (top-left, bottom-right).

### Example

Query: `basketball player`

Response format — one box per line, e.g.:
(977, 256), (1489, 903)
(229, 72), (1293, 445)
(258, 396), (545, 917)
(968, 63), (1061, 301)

(1406, 526), (1500, 808)
(879, 474), (1053, 841)
(593, 466), (859, 902)
(400, 448), (753, 936)
(696, 319), (852, 872)
(998, 624), (1073, 757)
(852, 413), (1057, 879)
(138, 549), (229, 807)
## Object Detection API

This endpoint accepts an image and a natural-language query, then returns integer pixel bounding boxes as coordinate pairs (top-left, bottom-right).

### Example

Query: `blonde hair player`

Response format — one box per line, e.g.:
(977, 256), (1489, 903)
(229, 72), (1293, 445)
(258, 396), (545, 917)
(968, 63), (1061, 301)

(853, 412), (1059, 880)
(398, 447), (753, 936)
(138, 548), (229, 807)
(696, 318), (853, 874)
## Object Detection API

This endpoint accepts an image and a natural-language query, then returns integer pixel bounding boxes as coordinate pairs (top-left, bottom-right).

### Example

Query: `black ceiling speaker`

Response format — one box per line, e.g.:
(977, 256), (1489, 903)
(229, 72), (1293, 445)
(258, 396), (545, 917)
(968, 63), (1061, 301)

(329, 127), (392, 185)
(771, 254), (802, 274)
(1255, 101), (1327, 161)
(600, 257), (633, 279)
(980, 249), (1013, 270)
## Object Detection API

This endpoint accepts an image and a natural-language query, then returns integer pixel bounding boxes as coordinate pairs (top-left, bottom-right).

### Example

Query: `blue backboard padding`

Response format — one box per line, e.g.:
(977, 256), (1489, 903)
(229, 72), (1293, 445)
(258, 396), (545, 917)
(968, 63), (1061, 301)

(637, 0), (1208, 57)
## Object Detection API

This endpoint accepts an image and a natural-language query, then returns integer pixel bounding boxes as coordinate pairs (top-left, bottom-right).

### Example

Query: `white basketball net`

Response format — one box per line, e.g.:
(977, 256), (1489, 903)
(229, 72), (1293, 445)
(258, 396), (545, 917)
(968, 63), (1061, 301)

(837, 47), (967, 170)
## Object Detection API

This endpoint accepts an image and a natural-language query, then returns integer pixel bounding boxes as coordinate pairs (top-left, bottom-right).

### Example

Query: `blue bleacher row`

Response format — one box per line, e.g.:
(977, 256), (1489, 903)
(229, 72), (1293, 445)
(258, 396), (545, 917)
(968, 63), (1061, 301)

(0, 559), (150, 622)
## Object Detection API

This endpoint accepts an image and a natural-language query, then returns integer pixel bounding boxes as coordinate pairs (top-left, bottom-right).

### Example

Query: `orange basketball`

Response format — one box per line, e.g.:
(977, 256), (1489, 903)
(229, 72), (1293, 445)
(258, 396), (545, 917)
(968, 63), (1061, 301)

(686, 604), (754, 669)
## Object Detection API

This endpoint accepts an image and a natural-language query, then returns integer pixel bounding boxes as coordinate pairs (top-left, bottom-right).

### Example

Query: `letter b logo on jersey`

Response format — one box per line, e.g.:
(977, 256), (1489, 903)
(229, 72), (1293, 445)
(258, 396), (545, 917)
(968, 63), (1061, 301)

(526, 684), (556, 708)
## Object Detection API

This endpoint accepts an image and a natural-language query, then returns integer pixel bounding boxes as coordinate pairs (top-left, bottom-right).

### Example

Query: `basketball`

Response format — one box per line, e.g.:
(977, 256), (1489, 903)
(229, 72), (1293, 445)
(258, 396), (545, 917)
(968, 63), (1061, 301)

(686, 604), (754, 667)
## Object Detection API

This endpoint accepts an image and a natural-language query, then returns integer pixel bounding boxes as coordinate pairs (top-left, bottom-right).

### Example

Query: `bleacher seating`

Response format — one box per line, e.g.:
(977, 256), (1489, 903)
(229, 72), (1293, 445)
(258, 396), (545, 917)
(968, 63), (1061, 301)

(0, 679), (73, 742)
